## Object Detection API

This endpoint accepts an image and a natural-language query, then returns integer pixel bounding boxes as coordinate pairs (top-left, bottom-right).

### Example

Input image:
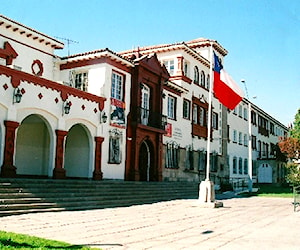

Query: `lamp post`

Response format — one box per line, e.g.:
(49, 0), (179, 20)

(241, 79), (253, 192)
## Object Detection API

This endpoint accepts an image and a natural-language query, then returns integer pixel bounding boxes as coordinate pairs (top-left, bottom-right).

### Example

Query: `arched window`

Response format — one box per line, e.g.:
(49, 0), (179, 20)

(194, 66), (199, 84)
(207, 74), (210, 89)
(200, 71), (205, 87)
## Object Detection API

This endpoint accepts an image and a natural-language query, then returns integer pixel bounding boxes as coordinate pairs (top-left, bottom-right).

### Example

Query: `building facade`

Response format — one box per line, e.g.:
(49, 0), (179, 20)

(0, 15), (288, 186)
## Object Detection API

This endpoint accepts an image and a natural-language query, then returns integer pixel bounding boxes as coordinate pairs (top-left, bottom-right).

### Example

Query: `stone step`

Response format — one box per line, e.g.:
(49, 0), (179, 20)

(0, 178), (199, 216)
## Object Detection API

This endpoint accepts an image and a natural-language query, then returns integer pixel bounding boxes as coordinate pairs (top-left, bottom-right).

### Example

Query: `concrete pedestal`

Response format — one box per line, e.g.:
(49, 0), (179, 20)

(198, 180), (223, 208)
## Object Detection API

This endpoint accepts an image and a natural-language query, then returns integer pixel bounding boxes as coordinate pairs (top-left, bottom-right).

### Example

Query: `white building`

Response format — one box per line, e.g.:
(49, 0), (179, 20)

(0, 15), (289, 187)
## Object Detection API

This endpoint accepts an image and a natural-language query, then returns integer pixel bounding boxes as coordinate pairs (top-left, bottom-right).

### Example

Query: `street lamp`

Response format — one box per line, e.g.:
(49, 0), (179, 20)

(13, 87), (23, 104)
(64, 101), (72, 115)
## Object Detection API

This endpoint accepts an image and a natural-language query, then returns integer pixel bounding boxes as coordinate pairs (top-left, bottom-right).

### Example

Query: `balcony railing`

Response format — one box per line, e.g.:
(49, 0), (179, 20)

(134, 106), (167, 130)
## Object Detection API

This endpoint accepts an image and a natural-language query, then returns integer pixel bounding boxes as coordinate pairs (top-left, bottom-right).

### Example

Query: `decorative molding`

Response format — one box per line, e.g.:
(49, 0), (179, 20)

(0, 64), (106, 110)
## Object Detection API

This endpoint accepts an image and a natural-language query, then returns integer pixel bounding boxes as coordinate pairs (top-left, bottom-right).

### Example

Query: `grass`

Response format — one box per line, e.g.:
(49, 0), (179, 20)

(0, 231), (99, 250)
(241, 184), (294, 198)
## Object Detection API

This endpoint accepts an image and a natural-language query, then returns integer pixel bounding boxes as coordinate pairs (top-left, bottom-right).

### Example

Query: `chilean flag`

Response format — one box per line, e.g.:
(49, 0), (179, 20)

(213, 53), (244, 110)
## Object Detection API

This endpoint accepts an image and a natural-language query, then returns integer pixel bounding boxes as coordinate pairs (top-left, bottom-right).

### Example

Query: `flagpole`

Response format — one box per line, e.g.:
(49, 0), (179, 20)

(205, 42), (214, 181)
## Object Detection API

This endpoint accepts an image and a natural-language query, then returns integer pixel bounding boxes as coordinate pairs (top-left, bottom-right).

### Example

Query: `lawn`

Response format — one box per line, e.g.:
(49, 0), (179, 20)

(0, 231), (98, 250)
(252, 184), (293, 198)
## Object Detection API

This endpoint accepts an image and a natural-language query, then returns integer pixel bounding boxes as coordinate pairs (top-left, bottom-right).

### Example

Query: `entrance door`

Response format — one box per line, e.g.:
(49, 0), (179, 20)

(139, 140), (155, 181)
(141, 85), (150, 125)
(258, 163), (273, 183)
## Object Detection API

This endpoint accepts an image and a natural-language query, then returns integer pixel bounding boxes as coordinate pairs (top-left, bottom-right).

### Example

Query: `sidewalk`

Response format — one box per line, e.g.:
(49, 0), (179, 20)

(0, 196), (299, 249)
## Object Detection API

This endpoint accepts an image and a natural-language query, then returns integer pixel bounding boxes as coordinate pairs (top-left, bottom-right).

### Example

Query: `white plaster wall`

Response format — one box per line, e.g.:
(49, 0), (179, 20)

(0, 29), (58, 81)
(160, 49), (222, 155)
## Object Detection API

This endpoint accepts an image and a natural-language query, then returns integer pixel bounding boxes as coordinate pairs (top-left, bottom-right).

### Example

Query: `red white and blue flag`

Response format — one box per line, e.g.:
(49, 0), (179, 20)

(213, 53), (244, 110)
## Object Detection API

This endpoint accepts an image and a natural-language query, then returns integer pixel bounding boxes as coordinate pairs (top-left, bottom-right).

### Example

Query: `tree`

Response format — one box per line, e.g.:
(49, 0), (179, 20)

(278, 109), (300, 185)
(290, 108), (300, 140)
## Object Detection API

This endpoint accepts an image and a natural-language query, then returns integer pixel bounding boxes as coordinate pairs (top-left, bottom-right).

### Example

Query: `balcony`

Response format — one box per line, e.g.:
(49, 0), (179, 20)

(192, 124), (208, 138)
(258, 126), (269, 137)
(134, 106), (167, 130)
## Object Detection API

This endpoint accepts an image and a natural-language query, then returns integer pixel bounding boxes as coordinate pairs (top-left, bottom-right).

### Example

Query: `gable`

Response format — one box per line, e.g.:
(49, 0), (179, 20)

(138, 54), (170, 80)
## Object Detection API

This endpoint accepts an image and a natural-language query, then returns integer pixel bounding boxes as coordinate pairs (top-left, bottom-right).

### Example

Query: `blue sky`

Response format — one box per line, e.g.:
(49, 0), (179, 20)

(2, 0), (299, 126)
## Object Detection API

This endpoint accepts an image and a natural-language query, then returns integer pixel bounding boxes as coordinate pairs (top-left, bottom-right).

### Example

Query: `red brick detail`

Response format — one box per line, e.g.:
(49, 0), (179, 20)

(1, 120), (20, 177)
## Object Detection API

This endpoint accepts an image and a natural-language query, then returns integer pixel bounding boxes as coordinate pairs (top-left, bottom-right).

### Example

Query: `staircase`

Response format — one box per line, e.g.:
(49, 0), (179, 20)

(0, 178), (199, 216)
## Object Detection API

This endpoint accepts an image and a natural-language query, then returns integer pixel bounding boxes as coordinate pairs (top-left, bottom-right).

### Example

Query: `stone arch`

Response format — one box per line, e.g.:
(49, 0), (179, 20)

(64, 123), (91, 178)
(15, 114), (51, 176)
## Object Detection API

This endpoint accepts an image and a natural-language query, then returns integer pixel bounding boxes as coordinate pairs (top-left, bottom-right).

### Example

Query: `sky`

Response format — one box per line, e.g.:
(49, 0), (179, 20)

(1, 0), (299, 126)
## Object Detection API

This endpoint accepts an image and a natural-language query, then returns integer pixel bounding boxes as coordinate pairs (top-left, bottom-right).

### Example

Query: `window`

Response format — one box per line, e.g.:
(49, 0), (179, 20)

(183, 99), (190, 119)
(194, 66), (199, 84)
(238, 132), (242, 145)
(167, 95), (176, 119)
(211, 152), (218, 172)
(198, 150), (206, 171)
(212, 112), (218, 130)
(199, 107), (205, 126)
(200, 71), (205, 87)
(251, 111), (257, 125)
(233, 130), (237, 143)
(111, 72), (124, 101)
(192, 97), (208, 138)
(244, 107), (248, 120)
(165, 141), (179, 169)
(206, 74), (210, 89)
(108, 129), (122, 164)
(185, 145), (194, 170)
(233, 157), (237, 174)
(244, 159), (248, 174)
(192, 104), (198, 124)
(75, 72), (88, 91)
(184, 61), (189, 77)
(233, 107), (237, 115)
(244, 134), (248, 146)
(252, 136), (257, 150)
(238, 157), (243, 174)
(270, 122), (275, 135)
(238, 105), (243, 117)
(164, 60), (175, 75)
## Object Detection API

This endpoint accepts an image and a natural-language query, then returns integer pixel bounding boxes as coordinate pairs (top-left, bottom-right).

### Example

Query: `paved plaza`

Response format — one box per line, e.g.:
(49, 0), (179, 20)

(0, 196), (299, 249)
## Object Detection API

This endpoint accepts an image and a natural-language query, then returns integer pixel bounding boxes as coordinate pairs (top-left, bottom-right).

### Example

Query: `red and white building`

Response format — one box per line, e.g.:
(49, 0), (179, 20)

(0, 15), (288, 186)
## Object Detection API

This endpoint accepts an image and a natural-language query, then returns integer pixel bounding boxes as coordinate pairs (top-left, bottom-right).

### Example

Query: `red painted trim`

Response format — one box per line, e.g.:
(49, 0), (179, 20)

(60, 57), (131, 73)
(31, 59), (44, 76)
(0, 65), (106, 110)
(0, 41), (18, 65)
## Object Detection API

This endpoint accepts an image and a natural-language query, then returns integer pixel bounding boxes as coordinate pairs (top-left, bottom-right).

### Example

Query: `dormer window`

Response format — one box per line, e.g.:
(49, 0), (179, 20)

(163, 60), (175, 76)
(75, 72), (88, 91)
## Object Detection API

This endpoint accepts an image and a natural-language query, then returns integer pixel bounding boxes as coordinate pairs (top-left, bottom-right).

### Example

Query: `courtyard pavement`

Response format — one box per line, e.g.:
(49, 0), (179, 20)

(0, 196), (299, 249)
